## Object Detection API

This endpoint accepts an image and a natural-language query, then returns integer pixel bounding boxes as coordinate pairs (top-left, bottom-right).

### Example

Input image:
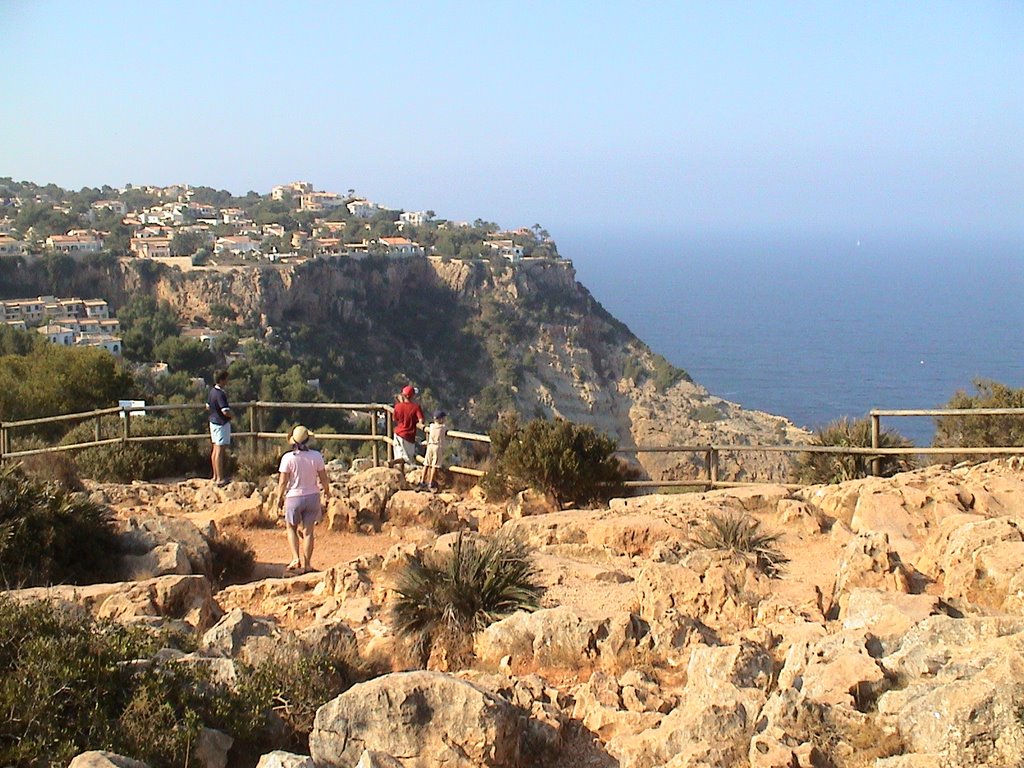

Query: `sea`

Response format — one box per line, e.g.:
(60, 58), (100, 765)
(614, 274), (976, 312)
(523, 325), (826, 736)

(564, 229), (1024, 446)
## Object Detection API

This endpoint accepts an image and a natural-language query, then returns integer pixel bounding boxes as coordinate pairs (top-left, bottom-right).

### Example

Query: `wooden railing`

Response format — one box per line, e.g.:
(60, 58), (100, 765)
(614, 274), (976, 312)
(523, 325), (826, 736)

(2, 402), (1023, 490)
(0, 401), (493, 478)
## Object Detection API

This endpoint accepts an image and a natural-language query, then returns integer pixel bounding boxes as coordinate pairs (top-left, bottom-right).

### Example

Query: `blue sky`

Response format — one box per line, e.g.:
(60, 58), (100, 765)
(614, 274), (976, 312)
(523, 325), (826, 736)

(1, 1), (1021, 240)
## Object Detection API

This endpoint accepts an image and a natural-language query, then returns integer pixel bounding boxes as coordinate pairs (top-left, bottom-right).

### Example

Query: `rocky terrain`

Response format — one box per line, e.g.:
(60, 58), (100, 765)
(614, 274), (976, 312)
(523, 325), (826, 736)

(24, 456), (1024, 768)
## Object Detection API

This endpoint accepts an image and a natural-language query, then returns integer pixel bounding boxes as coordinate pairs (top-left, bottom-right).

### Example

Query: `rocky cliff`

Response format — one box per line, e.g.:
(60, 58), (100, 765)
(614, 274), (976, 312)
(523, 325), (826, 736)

(120, 256), (807, 481)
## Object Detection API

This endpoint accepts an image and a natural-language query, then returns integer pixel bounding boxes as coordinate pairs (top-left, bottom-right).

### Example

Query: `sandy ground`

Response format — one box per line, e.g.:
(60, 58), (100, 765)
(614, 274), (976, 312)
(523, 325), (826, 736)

(238, 524), (395, 580)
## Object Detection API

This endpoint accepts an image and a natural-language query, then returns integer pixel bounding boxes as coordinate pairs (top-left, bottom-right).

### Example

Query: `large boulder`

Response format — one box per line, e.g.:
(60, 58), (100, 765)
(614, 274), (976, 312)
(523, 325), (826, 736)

(475, 607), (647, 670)
(68, 753), (150, 768)
(117, 514), (213, 576)
(255, 753), (315, 768)
(200, 608), (279, 660)
(310, 671), (523, 767)
(830, 532), (911, 617)
(877, 615), (1024, 766)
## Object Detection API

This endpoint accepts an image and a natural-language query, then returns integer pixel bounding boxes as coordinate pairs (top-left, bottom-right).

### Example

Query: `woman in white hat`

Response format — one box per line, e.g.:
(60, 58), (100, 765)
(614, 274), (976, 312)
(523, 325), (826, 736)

(276, 425), (331, 574)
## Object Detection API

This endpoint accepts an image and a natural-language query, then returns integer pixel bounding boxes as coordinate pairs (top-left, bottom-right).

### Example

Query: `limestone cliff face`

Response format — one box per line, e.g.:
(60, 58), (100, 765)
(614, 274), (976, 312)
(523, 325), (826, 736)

(119, 256), (808, 481)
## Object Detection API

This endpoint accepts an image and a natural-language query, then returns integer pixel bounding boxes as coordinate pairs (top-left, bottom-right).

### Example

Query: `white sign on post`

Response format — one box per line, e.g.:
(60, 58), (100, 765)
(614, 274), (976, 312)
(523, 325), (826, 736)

(119, 400), (146, 418)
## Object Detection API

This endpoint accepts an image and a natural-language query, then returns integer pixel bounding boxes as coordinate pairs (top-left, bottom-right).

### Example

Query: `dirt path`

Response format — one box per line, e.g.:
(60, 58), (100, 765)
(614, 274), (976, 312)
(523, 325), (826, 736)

(237, 525), (395, 580)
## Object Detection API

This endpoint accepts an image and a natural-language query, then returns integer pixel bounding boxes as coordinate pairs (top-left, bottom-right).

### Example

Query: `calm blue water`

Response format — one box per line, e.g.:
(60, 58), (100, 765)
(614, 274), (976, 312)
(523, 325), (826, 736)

(564, 230), (1024, 445)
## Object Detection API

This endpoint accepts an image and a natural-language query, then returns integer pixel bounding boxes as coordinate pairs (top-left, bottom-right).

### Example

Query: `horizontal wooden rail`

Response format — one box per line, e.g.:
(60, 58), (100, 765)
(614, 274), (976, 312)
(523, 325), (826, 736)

(3, 407), (123, 428)
(871, 407), (1024, 417)
(446, 429), (491, 443)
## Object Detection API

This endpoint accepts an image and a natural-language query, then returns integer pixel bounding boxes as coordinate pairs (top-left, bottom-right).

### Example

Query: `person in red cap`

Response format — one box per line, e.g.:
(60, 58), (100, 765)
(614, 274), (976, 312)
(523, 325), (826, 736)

(392, 384), (425, 474)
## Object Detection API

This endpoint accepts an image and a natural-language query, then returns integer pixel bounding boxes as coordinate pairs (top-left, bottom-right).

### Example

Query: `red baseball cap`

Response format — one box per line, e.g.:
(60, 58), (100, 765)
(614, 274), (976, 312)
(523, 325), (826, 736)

(402, 385), (415, 397)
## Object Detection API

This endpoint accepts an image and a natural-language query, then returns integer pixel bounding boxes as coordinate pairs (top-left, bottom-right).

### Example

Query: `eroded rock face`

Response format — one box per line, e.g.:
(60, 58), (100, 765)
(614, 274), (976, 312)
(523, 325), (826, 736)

(309, 671), (523, 768)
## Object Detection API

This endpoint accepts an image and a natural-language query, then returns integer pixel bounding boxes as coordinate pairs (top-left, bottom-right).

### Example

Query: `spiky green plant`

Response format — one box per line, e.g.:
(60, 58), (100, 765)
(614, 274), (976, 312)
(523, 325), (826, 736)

(392, 531), (543, 665)
(690, 511), (789, 577)
(793, 416), (915, 485)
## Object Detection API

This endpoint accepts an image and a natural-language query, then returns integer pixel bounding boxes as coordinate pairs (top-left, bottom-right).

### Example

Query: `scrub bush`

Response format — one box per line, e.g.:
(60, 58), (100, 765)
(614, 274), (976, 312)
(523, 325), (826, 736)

(689, 511), (789, 577)
(933, 378), (1024, 461)
(0, 464), (118, 588)
(793, 416), (915, 485)
(206, 531), (256, 588)
(483, 416), (636, 508)
(392, 531), (543, 666)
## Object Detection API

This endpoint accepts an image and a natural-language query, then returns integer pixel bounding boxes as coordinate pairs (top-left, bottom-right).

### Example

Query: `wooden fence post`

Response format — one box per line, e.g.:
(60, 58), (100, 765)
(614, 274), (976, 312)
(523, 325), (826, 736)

(1, 422), (6, 460)
(94, 413), (102, 443)
(871, 413), (881, 477)
(371, 409), (379, 467)
(709, 447), (720, 489)
(122, 407), (131, 445)
(250, 404), (260, 456)
(386, 410), (394, 464)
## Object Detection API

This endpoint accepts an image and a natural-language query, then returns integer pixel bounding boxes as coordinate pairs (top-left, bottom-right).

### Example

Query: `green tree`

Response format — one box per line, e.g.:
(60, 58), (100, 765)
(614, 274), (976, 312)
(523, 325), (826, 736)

(154, 336), (216, 377)
(169, 230), (205, 257)
(118, 296), (180, 361)
(933, 379), (1024, 460)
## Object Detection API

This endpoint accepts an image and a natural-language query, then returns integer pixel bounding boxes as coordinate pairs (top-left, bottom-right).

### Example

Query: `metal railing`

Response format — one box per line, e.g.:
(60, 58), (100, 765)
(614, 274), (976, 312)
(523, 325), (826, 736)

(2, 402), (1023, 490)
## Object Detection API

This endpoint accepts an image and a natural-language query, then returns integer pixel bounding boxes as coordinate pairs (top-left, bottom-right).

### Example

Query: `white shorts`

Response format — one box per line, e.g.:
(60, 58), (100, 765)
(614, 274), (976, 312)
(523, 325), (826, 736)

(210, 422), (231, 446)
(393, 436), (416, 464)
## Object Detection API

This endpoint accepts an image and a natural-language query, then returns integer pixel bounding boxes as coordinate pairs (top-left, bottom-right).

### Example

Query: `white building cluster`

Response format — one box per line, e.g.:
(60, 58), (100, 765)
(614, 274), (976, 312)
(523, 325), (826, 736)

(2, 295), (122, 355)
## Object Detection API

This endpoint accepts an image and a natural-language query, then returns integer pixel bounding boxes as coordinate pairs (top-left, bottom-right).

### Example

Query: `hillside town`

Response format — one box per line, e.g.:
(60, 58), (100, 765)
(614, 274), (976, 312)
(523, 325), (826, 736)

(0, 179), (559, 269)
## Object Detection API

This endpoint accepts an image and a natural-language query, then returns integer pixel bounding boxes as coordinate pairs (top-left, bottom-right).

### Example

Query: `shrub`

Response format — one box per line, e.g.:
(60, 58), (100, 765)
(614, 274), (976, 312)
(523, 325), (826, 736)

(690, 512), (789, 577)
(0, 464), (118, 588)
(67, 411), (208, 482)
(392, 531), (543, 666)
(0, 596), (370, 767)
(793, 416), (915, 485)
(206, 531), (256, 588)
(933, 378), (1024, 461)
(482, 416), (637, 508)
(232, 446), (281, 484)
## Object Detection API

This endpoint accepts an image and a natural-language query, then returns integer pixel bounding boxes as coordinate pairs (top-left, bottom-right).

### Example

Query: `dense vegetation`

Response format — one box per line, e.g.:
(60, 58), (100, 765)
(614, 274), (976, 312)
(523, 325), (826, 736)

(0, 463), (119, 588)
(933, 378), (1024, 460)
(483, 416), (637, 508)
(0, 596), (366, 767)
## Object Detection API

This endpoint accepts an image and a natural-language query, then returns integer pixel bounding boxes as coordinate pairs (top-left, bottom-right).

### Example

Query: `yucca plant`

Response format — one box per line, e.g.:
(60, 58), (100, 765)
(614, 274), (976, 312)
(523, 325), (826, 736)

(793, 416), (915, 485)
(690, 511), (789, 577)
(392, 531), (543, 666)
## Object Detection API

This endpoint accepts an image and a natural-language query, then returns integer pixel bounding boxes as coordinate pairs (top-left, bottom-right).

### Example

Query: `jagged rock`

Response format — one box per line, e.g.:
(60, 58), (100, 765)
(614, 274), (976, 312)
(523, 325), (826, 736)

(356, 752), (405, 768)
(122, 541), (191, 580)
(201, 608), (278, 659)
(68, 752), (150, 768)
(117, 514), (213, 576)
(195, 727), (233, 768)
(916, 516), (1024, 612)
(10, 574), (221, 631)
(878, 615), (1024, 766)
(607, 643), (771, 768)
(572, 670), (664, 742)
(779, 632), (889, 709)
(507, 488), (559, 518)
(830, 532), (911, 617)
(840, 588), (943, 648)
(774, 498), (826, 535)
(636, 551), (772, 649)
(474, 607), (645, 669)
(873, 756), (942, 767)
(850, 491), (923, 559)
(508, 507), (687, 558)
(309, 671), (522, 768)
(385, 490), (457, 531)
(255, 752), (315, 768)
(186, 496), (271, 529)
(326, 496), (360, 531)
(348, 467), (405, 498)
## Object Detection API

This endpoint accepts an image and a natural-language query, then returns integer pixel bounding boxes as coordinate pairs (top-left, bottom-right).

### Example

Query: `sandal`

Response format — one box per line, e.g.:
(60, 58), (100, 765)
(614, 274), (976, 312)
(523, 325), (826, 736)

(286, 559), (301, 572)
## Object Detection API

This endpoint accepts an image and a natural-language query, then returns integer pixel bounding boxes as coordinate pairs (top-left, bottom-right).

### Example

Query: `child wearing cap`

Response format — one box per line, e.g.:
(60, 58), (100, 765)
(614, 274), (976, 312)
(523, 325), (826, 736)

(422, 410), (448, 491)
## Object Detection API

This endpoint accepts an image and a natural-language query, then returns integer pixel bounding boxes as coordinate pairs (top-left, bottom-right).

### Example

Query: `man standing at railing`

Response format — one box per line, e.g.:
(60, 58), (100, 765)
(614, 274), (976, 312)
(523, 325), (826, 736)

(207, 370), (233, 487)
(391, 384), (424, 475)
